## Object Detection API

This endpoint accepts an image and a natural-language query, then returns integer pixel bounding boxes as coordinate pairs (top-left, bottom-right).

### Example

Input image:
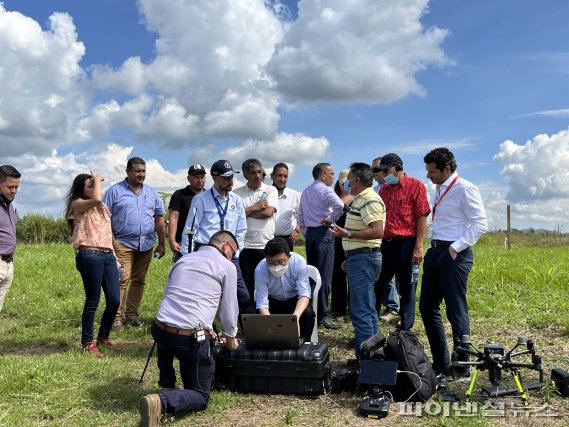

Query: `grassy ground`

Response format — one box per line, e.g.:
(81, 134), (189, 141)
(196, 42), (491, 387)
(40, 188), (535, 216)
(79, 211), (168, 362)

(0, 236), (568, 426)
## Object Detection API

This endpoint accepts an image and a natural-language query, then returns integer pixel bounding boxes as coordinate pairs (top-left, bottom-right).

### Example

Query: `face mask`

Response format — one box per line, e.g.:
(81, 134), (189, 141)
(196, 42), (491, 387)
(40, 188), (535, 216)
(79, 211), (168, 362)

(268, 264), (288, 278)
(343, 179), (351, 194)
(384, 173), (399, 185)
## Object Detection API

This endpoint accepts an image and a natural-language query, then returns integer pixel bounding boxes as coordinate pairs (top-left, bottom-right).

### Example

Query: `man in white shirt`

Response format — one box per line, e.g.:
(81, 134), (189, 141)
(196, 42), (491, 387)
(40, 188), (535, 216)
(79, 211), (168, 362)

(270, 163), (301, 252)
(419, 147), (487, 379)
(234, 158), (278, 304)
(254, 237), (315, 341)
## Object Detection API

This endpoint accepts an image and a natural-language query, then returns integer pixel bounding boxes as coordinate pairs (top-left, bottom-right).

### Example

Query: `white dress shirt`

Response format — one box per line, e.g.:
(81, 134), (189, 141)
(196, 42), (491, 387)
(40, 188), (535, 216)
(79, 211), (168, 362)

(233, 183), (278, 249)
(274, 187), (301, 236)
(431, 172), (487, 252)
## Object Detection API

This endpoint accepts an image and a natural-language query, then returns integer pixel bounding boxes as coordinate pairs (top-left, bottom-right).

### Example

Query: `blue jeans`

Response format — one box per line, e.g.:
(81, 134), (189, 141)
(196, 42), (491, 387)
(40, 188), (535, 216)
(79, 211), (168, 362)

(381, 279), (399, 311)
(419, 245), (473, 371)
(75, 250), (120, 343)
(346, 251), (381, 357)
(151, 322), (214, 413)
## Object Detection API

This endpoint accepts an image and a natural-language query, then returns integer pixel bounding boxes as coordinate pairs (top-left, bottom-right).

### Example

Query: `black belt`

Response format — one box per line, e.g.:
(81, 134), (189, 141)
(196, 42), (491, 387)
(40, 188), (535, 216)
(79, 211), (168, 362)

(1, 254), (13, 263)
(430, 240), (453, 248)
(275, 235), (292, 239)
(383, 236), (415, 241)
(345, 247), (381, 257)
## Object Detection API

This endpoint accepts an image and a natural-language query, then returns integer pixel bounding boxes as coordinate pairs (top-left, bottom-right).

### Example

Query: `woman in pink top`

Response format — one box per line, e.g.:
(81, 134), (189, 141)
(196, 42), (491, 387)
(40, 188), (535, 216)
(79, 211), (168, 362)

(65, 172), (120, 358)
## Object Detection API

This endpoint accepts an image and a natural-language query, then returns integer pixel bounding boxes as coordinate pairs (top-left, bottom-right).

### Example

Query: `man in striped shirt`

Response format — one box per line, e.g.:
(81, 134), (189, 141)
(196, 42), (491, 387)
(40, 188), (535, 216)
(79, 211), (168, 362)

(330, 163), (385, 357)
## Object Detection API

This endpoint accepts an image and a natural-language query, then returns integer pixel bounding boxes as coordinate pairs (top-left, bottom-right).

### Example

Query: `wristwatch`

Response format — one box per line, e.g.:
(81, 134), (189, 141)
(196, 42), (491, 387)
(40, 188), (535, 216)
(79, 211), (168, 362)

(347, 231), (353, 239)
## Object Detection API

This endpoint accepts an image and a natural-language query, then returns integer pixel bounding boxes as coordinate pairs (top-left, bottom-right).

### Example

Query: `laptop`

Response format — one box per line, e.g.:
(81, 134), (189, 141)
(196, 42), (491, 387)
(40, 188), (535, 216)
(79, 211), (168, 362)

(358, 359), (398, 386)
(242, 314), (304, 349)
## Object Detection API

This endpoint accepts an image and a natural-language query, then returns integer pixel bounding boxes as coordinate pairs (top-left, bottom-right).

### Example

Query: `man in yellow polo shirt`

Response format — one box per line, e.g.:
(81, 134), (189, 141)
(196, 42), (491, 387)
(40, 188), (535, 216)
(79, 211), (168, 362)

(330, 162), (385, 358)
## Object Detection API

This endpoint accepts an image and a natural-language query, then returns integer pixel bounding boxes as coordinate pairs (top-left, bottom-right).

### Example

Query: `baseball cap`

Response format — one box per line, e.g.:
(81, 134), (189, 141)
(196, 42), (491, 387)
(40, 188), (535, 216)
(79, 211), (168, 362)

(338, 169), (350, 185)
(188, 164), (206, 175)
(379, 153), (403, 169)
(210, 160), (240, 177)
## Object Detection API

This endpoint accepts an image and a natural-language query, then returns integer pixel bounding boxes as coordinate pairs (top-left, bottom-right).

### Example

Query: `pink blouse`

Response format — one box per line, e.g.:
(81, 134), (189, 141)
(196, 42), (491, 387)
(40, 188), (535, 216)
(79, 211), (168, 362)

(72, 203), (114, 250)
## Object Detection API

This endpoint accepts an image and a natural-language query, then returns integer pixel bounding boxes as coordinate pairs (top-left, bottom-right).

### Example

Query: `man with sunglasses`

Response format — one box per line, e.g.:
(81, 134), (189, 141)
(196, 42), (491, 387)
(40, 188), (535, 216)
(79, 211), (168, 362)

(139, 231), (240, 426)
(374, 153), (431, 332)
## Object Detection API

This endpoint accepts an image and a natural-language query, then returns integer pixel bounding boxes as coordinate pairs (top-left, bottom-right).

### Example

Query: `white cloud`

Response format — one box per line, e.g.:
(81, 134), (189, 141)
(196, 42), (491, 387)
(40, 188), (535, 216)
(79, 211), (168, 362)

(220, 132), (330, 169)
(513, 108), (569, 119)
(266, 0), (451, 104)
(0, 6), (87, 155)
(494, 128), (569, 201)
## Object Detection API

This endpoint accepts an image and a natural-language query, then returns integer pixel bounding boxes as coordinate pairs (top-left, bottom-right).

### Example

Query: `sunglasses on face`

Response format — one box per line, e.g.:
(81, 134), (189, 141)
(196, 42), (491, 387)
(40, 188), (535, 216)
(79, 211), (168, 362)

(372, 167), (388, 174)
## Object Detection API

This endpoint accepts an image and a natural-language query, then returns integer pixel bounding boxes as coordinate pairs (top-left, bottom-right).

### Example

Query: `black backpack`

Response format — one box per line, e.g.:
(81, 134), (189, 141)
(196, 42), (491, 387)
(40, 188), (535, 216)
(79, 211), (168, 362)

(383, 330), (437, 402)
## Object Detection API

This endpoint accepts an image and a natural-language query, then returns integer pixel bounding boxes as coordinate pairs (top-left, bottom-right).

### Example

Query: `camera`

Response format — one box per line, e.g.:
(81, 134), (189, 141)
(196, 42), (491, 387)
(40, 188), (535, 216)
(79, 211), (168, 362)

(330, 366), (358, 394)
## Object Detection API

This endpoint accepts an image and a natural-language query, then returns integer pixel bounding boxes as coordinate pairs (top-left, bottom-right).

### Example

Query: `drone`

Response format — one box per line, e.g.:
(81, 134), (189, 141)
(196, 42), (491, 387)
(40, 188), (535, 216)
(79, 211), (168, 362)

(451, 335), (544, 406)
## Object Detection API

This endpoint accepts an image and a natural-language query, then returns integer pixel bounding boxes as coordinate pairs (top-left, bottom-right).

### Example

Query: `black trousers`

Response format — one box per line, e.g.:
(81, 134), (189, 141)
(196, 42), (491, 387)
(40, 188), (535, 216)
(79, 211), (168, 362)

(239, 248), (265, 305)
(419, 245), (473, 372)
(267, 296), (315, 342)
(305, 226), (335, 322)
(330, 235), (348, 316)
(151, 322), (214, 414)
(374, 237), (417, 331)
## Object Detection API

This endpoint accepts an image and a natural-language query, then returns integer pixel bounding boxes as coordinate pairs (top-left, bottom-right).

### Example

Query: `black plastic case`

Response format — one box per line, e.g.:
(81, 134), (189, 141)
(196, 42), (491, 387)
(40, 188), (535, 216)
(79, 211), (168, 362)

(214, 342), (331, 395)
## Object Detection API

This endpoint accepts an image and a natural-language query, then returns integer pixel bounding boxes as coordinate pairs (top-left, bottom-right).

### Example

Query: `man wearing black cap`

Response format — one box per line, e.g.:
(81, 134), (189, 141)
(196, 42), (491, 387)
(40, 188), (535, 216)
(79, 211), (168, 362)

(374, 153), (431, 331)
(168, 164), (206, 263)
(180, 160), (250, 311)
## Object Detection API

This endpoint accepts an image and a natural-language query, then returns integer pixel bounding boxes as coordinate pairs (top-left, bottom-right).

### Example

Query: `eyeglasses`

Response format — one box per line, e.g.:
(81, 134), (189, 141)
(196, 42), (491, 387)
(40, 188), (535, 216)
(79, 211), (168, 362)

(224, 241), (237, 258)
(372, 167), (388, 174)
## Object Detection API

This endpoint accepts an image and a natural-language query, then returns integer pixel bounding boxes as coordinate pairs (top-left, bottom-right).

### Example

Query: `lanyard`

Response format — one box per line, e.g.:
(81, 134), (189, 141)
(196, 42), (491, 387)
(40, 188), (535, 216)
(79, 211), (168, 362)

(211, 188), (229, 230)
(432, 175), (459, 221)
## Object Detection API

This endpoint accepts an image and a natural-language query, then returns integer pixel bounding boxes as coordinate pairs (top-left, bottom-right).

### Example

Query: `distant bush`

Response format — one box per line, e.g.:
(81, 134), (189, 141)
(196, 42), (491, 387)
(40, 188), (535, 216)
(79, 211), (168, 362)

(16, 214), (70, 244)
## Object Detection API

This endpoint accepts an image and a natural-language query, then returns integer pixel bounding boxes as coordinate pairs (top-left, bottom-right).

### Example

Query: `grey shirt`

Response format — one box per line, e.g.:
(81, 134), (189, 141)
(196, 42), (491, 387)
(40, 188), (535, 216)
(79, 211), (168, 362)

(156, 246), (239, 337)
(0, 198), (17, 256)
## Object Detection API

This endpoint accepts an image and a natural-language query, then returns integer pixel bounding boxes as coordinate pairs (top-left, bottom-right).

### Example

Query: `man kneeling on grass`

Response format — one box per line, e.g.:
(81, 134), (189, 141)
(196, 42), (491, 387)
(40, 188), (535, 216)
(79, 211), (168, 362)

(139, 231), (239, 427)
(254, 237), (315, 342)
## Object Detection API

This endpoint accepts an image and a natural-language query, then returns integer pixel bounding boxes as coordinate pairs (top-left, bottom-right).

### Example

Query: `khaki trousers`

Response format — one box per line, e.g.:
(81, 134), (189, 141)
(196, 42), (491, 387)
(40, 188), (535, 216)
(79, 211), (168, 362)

(0, 259), (14, 313)
(113, 241), (153, 320)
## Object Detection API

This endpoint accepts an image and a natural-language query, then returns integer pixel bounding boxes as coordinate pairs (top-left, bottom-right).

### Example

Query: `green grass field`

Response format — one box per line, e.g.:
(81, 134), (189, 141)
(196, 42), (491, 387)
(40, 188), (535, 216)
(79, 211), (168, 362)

(0, 236), (568, 426)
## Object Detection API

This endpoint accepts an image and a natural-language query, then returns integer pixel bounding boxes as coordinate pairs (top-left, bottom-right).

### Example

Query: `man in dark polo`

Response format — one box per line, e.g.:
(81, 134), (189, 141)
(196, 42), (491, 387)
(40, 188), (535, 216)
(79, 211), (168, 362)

(168, 164), (206, 263)
(0, 165), (21, 313)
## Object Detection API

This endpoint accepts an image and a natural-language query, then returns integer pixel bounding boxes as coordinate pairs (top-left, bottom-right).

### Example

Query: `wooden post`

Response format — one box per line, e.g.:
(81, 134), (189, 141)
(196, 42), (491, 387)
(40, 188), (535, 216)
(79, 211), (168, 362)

(506, 204), (511, 249)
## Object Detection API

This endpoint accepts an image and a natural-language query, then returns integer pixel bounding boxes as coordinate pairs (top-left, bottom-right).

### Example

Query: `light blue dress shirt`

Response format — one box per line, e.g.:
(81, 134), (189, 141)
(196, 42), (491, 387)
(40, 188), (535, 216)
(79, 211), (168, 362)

(103, 179), (165, 251)
(181, 186), (247, 255)
(254, 252), (312, 309)
(298, 180), (344, 234)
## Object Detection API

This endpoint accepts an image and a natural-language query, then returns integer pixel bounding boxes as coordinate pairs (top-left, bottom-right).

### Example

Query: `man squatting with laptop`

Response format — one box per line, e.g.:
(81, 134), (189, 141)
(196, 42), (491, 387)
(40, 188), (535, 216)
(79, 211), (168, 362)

(254, 237), (315, 342)
(139, 231), (239, 426)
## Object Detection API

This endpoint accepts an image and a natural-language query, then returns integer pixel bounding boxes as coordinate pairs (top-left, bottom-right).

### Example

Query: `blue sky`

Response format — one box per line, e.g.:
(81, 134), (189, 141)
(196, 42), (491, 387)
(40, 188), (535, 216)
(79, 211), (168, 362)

(1, 0), (569, 231)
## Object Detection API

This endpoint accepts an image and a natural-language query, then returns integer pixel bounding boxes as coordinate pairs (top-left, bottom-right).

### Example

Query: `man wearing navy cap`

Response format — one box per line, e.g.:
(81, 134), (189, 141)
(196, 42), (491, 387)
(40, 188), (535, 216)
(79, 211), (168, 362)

(374, 153), (431, 331)
(168, 164), (206, 263)
(181, 160), (250, 311)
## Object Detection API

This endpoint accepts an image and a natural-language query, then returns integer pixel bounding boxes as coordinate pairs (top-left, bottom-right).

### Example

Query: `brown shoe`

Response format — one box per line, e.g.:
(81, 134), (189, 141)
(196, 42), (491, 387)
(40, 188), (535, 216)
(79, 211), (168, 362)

(96, 337), (116, 350)
(112, 319), (123, 332)
(139, 394), (162, 427)
(82, 341), (104, 358)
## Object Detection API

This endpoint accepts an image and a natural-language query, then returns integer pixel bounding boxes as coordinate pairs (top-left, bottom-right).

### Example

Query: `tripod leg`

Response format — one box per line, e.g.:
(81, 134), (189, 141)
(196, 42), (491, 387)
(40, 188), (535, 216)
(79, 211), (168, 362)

(139, 341), (157, 383)
(465, 369), (479, 402)
(511, 370), (529, 407)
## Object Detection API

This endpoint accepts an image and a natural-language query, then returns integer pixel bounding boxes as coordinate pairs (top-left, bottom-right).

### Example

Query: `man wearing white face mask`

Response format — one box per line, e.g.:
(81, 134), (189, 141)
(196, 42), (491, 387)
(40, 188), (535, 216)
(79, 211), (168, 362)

(254, 237), (315, 341)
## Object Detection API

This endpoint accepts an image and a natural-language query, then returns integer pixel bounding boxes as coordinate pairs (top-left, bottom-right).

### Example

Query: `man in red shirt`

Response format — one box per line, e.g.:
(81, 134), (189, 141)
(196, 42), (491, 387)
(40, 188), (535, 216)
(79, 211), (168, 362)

(375, 153), (430, 331)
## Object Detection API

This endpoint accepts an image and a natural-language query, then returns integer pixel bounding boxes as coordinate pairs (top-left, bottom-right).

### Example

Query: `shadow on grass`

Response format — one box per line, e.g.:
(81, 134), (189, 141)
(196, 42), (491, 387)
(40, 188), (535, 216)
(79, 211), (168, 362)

(87, 373), (149, 413)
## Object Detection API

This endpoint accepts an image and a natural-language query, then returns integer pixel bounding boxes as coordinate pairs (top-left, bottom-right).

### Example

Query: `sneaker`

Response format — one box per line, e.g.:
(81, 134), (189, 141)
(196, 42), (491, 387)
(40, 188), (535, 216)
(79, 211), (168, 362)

(82, 341), (104, 358)
(380, 308), (399, 323)
(126, 317), (143, 327)
(139, 394), (162, 427)
(96, 337), (116, 350)
(112, 319), (123, 332)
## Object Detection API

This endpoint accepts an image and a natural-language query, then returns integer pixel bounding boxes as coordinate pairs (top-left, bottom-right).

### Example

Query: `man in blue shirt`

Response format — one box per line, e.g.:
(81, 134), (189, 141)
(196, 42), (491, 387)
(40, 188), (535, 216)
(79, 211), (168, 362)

(254, 237), (315, 341)
(103, 157), (165, 331)
(181, 160), (250, 311)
